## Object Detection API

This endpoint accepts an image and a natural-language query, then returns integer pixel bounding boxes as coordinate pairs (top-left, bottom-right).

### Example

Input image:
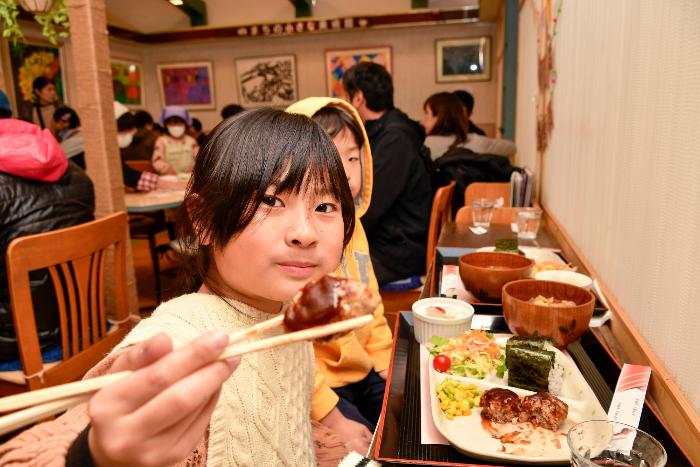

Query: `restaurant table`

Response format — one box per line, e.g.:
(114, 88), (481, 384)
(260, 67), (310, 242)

(371, 222), (692, 466)
(124, 189), (186, 213)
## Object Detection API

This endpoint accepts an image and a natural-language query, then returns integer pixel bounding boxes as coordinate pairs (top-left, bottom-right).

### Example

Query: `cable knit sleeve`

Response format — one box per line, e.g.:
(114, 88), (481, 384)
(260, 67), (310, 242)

(0, 351), (208, 467)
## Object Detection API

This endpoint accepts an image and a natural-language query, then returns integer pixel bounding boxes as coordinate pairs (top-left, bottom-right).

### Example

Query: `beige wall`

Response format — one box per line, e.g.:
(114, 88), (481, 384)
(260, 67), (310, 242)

(138, 22), (498, 131)
(516, 0), (700, 412)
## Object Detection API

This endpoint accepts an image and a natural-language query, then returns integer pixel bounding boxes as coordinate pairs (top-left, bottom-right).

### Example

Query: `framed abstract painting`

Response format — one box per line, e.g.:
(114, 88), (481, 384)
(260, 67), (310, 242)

(235, 54), (297, 107)
(325, 47), (392, 99)
(157, 61), (215, 109)
(111, 59), (143, 107)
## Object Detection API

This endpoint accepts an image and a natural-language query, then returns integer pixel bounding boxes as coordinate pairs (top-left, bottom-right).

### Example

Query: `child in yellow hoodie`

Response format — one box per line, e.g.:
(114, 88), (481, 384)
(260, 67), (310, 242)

(287, 98), (393, 453)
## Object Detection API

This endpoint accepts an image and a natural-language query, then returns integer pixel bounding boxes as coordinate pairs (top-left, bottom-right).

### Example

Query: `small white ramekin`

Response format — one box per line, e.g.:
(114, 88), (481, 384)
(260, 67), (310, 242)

(412, 297), (475, 345)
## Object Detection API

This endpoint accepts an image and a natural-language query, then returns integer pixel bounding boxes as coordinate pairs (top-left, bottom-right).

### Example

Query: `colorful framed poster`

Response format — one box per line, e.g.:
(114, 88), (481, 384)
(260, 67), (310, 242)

(111, 59), (144, 107)
(157, 61), (215, 109)
(436, 36), (491, 83)
(234, 54), (297, 107)
(6, 41), (66, 119)
(324, 47), (392, 99)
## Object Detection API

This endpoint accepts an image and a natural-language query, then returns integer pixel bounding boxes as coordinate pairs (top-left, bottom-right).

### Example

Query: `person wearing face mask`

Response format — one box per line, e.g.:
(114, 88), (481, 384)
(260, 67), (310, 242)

(152, 106), (199, 175)
(114, 102), (181, 192)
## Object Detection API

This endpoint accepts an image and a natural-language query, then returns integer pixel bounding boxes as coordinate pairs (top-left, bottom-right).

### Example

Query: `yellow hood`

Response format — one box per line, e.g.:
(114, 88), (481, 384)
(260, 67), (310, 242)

(286, 97), (373, 217)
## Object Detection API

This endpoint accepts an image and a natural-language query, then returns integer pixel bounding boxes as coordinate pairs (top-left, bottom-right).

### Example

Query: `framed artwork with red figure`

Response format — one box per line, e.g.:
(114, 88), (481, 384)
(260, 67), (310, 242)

(111, 59), (143, 107)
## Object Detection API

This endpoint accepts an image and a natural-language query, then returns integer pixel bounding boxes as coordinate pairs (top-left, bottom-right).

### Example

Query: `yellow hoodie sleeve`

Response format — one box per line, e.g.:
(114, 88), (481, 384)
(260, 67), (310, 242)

(311, 367), (340, 421)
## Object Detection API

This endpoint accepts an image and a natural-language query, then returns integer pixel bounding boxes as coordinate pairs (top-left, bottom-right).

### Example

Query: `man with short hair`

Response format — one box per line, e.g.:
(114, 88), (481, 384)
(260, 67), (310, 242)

(342, 62), (432, 285)
(454, 90), (486, 136)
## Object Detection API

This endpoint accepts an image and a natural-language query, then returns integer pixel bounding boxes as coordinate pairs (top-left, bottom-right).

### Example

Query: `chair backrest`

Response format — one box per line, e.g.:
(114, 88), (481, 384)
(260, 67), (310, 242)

(464, 182), (511, 208)
(125, 160), (154, 173)
(455, 206), (524, 225)
(426, 181), (456, 271)
(6, 212), (132, 390)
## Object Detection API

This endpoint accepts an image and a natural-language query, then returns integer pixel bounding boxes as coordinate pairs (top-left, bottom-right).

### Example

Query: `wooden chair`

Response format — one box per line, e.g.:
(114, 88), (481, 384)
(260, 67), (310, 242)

(426, 181), (456, 271)
(464, 182), (511, 208)
(0, 212), (134, 393)
(455, 206), (524, 225)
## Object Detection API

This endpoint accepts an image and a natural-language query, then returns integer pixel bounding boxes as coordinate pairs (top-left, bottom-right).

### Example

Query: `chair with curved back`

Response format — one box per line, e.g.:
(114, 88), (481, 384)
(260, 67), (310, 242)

(0, 212), (134, 394)
(464, 182), (511, 208)
(426, 181), (456, 271)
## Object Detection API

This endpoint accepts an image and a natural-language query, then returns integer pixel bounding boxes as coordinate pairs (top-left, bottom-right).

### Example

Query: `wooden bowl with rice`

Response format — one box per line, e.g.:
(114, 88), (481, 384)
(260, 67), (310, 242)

(502, 279), (595, 348)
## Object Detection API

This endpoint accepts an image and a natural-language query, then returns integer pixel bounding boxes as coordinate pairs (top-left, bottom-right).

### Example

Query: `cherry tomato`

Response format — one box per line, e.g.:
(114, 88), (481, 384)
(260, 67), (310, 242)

(433, 354), (451, 373)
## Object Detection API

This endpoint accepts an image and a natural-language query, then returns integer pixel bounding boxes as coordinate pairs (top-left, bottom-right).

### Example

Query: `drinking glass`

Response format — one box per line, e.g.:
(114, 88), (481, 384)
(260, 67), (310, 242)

(516, 208), (542, 240)
(567, 420), (667, 467)
(471, 199), (495, 229)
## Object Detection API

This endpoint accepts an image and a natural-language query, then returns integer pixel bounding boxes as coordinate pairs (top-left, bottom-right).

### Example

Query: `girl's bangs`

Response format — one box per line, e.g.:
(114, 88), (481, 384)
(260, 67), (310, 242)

(272, 146), (346, 201)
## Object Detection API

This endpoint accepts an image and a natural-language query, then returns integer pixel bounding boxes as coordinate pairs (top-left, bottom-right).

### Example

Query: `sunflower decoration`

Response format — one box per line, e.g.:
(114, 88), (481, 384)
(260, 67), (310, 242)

(17, 51), (59, 102)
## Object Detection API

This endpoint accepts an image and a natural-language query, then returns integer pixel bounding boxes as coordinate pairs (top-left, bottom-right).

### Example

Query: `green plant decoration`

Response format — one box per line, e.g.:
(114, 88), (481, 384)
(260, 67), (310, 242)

(0, 0), (70, 45)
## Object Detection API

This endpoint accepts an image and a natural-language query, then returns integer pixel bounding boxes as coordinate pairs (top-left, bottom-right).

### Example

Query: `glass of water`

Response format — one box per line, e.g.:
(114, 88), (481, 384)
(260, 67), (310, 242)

(567, 420), (667, 467)
(516, 208), (543, 240)
(471, 199), (495, 229)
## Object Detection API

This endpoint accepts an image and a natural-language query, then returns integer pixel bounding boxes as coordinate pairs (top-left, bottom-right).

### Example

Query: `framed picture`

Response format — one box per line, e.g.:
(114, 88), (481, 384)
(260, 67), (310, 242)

(325, 47), (392, 99)
(157, 61), (215, 109)
(5, 41), (66, 119)
(111, 59), (144, 107)
(435, 36), (491, 82)
(235, 54), (297, 107)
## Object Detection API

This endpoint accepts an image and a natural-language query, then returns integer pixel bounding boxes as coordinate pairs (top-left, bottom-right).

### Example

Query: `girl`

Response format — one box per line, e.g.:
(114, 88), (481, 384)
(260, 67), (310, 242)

(287, 98), (392, 454)
(0, 109), (355, 466)
(421, 92), (516, 161)
(152, 106), (199, 175)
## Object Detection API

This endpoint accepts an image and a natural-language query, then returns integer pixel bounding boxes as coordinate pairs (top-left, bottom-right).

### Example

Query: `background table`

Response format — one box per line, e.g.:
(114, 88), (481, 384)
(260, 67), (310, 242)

(124, 190), (185, 213)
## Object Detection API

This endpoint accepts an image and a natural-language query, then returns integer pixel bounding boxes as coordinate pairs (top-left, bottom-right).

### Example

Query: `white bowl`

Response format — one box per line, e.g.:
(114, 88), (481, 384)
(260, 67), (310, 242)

(412, 297), (474, 345)
(534, 270), (593, 290)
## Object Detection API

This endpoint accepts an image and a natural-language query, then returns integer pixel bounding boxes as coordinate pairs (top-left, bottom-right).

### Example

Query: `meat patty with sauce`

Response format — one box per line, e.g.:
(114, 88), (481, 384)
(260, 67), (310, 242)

(480, 388), (522, 424)
(519, 392), (568, 431)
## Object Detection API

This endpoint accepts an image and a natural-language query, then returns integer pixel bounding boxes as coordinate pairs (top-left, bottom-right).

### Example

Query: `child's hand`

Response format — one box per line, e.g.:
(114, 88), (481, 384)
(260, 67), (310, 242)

(87, 331), (240, 467)
(320, 407), (372, 455)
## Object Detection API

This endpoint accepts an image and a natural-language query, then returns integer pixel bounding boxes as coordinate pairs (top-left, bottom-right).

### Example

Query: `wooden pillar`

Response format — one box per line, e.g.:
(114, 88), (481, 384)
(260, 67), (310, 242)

(66, 0), (139, 314)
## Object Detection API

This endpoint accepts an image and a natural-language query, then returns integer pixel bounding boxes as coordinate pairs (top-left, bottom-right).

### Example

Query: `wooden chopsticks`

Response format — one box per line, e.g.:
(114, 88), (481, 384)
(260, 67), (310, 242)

(0, 313), (372, 435)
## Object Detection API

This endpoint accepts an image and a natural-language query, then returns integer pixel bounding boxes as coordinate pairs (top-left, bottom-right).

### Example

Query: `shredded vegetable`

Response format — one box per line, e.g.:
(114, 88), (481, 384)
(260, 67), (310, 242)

(429, 330), (506, 379)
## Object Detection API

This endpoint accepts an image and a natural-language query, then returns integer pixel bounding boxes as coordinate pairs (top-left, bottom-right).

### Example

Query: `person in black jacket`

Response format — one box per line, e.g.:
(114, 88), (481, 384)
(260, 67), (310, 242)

(0, 117), (95, 362)
(343, 62), (432, 284)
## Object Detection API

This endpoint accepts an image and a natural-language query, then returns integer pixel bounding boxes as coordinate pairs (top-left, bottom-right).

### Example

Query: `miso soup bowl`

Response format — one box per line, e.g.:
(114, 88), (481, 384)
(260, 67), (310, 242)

(459, 252), (534, 302)
(412, 297), (474, 345)
(502, 279), (595, 348)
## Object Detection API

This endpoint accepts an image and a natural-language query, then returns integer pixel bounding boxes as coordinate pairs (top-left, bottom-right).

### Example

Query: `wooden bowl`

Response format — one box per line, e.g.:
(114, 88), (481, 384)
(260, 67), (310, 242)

(459, 252), (534, 302)
(502, 279), (595, 348)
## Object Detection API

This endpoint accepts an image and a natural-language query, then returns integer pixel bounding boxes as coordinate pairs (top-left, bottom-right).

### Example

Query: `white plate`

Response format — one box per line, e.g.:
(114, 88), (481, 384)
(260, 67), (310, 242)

(428, 337), (607, 464)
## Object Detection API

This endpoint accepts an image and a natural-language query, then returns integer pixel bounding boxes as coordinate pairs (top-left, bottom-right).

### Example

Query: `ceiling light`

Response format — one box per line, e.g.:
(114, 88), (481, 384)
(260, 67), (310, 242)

(169, 0), (184, 5)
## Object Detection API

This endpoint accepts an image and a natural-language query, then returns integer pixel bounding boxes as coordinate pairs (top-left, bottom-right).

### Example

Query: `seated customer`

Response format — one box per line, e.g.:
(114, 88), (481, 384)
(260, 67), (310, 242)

(342, 62), (432, 285)
(422, 92), (516, 160)
(421, 92), (517, 213)
(53, 106), (85, 169)
(120, 109), (158, 162)
(454, 89), (487, 136)
(0, 118), (94, 362)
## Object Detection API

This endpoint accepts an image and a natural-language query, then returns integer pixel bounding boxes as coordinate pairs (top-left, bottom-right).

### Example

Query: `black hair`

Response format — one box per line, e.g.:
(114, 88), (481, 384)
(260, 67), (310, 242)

(221, 103), (245, 120)
(116, 112), (136, 132)
(152, 123), (164, 135)
(134, 110), (154, 128)
(0, 109), (11, 119)
(453, 90), (475, 116)
(342, 62), (393, 112)
(32, 76), (53, 92)
(191, 118), (203, 132)
(180, 108), (355, 293)
(312, 106), (363, 149)
(53, 106), (80, 129)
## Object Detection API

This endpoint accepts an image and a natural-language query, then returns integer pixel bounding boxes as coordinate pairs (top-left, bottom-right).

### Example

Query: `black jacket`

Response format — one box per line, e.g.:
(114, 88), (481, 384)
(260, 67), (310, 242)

(434, 147), (517, 214)
(362, 108), (433, 284)
(0, 162), (95, 361)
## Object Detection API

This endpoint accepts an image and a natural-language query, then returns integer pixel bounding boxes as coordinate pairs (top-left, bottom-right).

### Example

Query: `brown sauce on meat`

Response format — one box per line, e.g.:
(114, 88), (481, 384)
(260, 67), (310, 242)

(283, 276), (346, 331)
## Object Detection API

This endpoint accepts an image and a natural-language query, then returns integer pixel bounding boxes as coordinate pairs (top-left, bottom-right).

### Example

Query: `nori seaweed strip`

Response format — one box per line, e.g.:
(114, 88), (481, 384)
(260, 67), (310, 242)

(506, 347), (555, 392)
(506, 336), (553, 352)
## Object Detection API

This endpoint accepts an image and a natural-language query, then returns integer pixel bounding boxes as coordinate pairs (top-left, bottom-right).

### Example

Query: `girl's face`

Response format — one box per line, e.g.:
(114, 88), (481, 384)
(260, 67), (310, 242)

(421, 106), (437, 135)
(210, 186), (345, 313)
(165, 117), (187, 139)
(332, 128), (362, 199)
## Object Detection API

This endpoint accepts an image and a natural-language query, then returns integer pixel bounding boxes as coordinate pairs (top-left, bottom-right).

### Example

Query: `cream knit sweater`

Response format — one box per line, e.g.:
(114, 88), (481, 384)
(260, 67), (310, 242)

(114, 293), (317, 467)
